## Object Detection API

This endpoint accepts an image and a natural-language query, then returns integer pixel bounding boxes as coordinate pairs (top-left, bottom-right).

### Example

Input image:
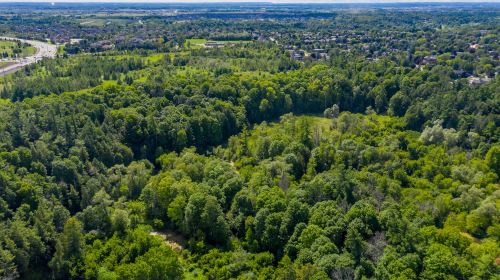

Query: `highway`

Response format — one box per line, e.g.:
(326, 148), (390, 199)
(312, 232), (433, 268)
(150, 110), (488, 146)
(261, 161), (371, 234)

(0, 37), (57, 77)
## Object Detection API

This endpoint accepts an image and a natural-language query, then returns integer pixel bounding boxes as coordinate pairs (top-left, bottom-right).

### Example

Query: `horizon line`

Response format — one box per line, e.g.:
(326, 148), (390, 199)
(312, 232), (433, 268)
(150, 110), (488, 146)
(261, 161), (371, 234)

(2, 0), (500, 3)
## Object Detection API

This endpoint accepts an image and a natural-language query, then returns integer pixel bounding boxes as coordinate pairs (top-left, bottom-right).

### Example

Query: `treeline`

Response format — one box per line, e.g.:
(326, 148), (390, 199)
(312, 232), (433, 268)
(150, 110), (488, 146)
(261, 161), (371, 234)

(1, 53), (498, 163)
(146, 57), (499, 140)
(5, 49), (498, 134)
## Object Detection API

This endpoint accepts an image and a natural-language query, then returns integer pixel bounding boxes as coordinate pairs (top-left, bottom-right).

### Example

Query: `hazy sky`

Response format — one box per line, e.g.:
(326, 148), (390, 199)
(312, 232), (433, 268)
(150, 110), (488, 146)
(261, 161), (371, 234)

(2, 0), (500, 3)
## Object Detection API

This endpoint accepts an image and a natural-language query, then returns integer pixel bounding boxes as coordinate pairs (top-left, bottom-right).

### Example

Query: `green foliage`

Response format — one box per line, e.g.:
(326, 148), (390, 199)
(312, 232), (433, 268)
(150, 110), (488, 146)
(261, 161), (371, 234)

(0, 6), (498, 280)
(83, 227), (182, 280)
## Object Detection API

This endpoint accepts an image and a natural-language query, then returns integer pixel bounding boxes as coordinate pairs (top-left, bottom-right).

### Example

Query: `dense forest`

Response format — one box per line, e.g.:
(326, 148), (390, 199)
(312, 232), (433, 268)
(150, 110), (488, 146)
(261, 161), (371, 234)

(0, 3), (498, 280)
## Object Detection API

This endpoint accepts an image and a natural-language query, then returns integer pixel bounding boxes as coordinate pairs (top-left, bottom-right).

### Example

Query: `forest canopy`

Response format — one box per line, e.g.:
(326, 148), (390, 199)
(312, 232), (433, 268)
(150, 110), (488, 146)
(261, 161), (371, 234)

(0, 3), (498, 280)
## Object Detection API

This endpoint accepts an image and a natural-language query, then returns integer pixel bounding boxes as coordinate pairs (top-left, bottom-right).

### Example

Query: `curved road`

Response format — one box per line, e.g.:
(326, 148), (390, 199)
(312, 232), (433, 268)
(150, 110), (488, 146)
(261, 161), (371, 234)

(0, 37), (57, 77)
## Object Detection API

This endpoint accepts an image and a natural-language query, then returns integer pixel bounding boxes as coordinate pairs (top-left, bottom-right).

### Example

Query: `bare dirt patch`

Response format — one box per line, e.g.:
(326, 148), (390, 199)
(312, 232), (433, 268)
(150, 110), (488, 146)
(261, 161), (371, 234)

(150, 230), (185, 252)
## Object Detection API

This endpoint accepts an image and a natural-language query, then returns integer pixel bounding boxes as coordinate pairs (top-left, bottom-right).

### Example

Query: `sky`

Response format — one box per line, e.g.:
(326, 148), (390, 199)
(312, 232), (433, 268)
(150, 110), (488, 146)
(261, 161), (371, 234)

(1, 0), (500, 3)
